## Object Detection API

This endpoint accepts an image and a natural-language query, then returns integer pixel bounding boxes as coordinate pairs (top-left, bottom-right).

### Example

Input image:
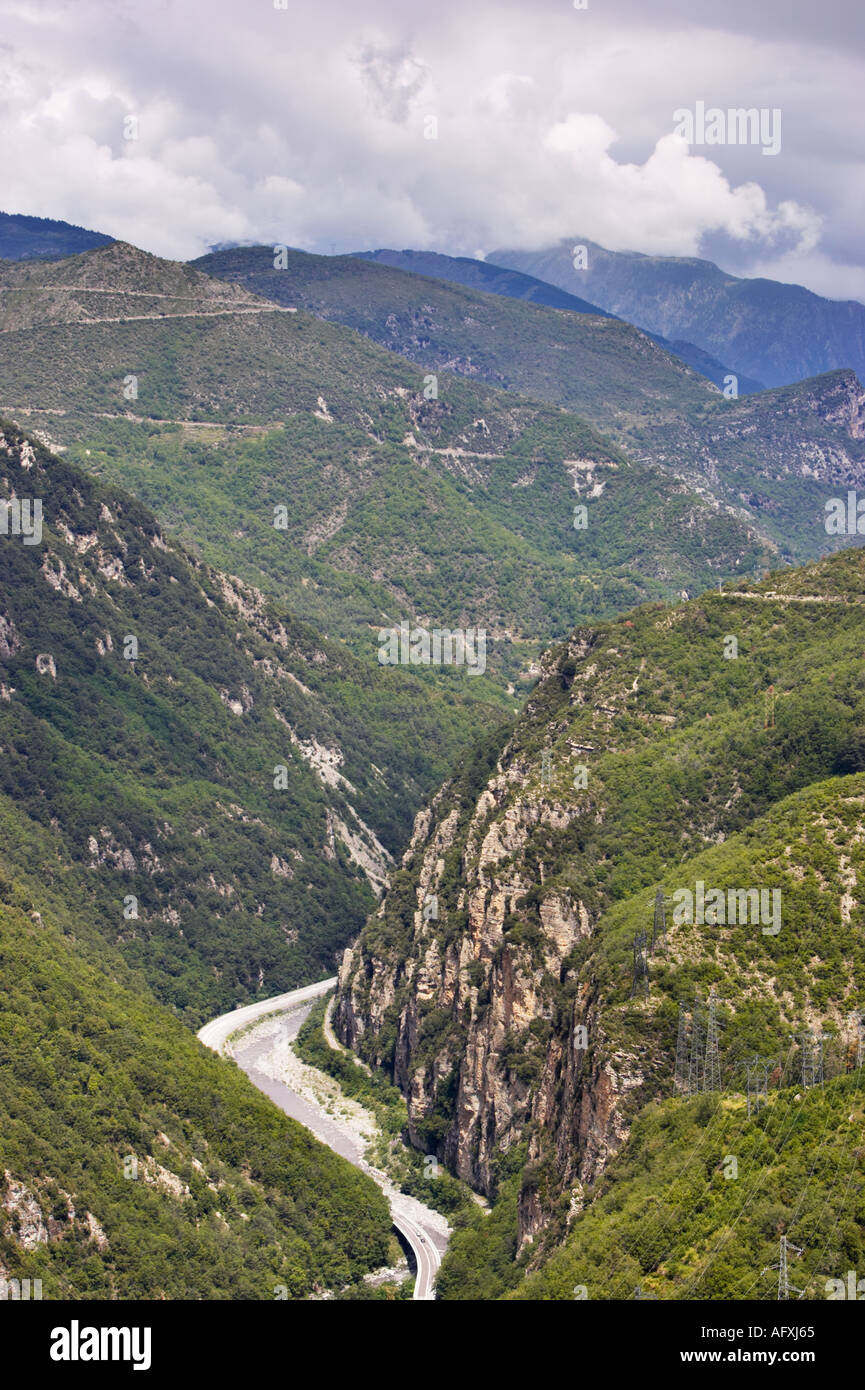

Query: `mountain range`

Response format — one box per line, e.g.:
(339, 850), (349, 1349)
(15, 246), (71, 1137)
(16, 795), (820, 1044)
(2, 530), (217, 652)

(193, 243), (865, 564)
(491, 237), (865, 392)
(0, 211), (114, 262)
(352, 247), (765, 395)
(3, 219), (865, 1303)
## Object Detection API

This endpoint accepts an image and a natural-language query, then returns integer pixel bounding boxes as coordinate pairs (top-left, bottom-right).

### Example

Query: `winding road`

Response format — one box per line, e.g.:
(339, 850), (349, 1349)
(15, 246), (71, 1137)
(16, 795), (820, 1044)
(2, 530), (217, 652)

(197, 980), (445, 1300)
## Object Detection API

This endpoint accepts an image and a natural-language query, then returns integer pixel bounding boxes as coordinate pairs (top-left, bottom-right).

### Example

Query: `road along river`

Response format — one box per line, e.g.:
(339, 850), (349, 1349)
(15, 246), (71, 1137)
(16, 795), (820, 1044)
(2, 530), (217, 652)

(198, 981), (448, 1300)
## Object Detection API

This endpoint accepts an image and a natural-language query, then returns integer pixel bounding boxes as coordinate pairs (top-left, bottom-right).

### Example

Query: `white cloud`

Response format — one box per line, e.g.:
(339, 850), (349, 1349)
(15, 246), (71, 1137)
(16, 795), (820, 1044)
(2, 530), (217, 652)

(0, 0), (859, 301)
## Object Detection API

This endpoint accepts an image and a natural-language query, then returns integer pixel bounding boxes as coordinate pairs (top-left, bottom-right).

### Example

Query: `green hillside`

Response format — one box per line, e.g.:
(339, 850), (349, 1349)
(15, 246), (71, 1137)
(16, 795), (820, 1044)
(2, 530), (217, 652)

(445, 1071), (865, 1301)
(336, 543), (865, 1297)
(192, 245), (717, 433)
(192, 246), (865, 566)
(0, 244), (778, 698)
(0, 884), (391, 1299)
(0, 418), (501, 1023)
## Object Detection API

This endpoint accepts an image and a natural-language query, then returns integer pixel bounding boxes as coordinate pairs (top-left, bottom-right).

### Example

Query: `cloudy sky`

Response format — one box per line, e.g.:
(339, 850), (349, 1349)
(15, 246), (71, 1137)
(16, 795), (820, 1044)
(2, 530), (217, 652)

(2, 0), (863, 300)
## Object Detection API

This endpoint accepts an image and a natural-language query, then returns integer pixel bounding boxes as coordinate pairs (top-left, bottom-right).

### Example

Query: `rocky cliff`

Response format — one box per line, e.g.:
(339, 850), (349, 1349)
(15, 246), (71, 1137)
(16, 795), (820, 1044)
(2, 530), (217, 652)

(337, 544), (865, 1254)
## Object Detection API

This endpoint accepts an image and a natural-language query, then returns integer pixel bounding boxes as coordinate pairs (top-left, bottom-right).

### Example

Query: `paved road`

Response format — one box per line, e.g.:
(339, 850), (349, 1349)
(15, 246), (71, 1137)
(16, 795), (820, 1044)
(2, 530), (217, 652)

(197, 978), (337, 1056)
(197, 982), (444, 1300)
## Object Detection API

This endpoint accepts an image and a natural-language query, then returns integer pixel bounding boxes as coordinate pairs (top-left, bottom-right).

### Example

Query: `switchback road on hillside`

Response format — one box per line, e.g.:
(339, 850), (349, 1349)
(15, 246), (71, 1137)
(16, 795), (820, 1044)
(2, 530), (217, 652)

(198, 981), (446, 1300)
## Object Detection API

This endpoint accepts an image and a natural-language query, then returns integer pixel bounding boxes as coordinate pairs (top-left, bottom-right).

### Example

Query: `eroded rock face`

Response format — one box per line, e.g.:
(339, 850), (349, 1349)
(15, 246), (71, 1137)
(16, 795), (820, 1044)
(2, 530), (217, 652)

(337, 774), (635, 1236)
(2, 1173), (48, 1250)
(335, 652), (646, 1247)
(1, 1171), (108, 1255)
(339, 566), (865, 1256)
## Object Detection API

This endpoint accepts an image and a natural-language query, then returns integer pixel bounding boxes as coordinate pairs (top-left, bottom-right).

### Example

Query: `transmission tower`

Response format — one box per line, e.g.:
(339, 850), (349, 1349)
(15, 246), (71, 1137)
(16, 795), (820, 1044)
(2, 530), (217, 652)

(800, 1030), (828, 1089)
(746, 1056), (773, 1118)
(631, 932), (649, 999)
(675, 1002), (690, 1094)
(651, 888), (668, 954)
(762, 1236), (805, 1301)
(688, 991), (704, 1093)
(764, 684), (776, 730)
(704, 989), (722, 1092)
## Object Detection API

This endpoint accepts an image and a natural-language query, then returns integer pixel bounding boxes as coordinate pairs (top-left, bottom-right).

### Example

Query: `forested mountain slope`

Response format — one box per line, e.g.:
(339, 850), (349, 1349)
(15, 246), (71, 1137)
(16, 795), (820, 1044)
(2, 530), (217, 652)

(193, 245), (865, 566)
(0, 211), (113, 262)
(0, 886), (391, 1300)
(336, 544), (865, 1296)
(0, 418), (463, 1023)
(352, 246), (764, 394)
(0, 244), (778, 699)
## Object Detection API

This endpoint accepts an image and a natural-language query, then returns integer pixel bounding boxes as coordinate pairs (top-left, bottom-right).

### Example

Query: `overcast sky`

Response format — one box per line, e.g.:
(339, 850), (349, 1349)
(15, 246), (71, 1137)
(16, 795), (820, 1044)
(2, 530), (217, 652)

(1, 0), (862, 301)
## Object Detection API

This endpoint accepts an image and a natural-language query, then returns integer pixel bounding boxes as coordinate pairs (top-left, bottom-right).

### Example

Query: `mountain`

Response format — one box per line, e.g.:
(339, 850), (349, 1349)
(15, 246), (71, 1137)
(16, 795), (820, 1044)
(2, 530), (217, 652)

(0, 211), (113, 262)
(335, 542), (865, 1298)
(490, 237), (865, 392)
(0, 418), (400, 1297)
(190, 246), (865, 565)
(0, 243), (780, 699)
(191, 244), (725, 434)
(0, 417), (479, 1024)
(353, 247), (764, 394)
(629, 369), (865, 560)
(353, 247), (615, 316)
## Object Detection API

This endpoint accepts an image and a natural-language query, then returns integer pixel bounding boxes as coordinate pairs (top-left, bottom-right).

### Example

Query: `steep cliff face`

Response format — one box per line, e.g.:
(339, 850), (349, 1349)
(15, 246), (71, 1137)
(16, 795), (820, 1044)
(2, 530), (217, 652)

(337, 544), (865, 1253)
(336, 703), (645, 1226)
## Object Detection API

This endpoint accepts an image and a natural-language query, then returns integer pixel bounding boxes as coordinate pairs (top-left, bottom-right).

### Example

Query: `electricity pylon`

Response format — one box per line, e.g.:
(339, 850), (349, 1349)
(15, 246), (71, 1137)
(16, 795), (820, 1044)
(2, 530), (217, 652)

(631, 932), (649, 999)
(746, 1057), (774, 1118)
(800, 1030), (829, 1088)
(651, 888), (668, 954)
(763, 1236), (805, 1300)
(675, 1002), (690, 1094)
(704, 989), (722, 1092)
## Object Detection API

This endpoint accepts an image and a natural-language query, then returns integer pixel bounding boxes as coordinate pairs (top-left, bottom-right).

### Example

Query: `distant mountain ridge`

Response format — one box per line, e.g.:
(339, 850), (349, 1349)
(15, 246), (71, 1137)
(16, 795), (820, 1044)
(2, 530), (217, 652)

(353, 247), (615, 316)
(0, 210), (113, 261)
(1, 241), (780, 668)
(490, 237), (865, 391)
(193, 243), (865, 565)
(353, 247), (764, 394)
